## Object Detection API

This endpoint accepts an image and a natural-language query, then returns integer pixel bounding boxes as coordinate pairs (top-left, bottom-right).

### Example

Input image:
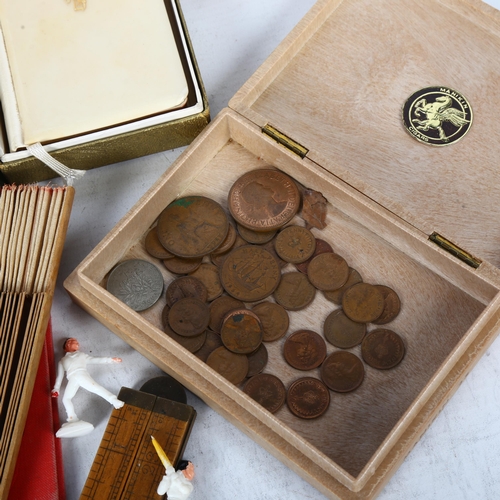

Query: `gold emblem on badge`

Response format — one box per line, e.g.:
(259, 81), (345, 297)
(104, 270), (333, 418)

(402, 86), (472, 146)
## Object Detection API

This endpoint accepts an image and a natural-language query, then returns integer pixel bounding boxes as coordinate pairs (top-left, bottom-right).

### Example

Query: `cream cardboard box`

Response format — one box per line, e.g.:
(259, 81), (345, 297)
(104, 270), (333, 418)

(0, 0), (209, 184)
(64, 0), (500, 498)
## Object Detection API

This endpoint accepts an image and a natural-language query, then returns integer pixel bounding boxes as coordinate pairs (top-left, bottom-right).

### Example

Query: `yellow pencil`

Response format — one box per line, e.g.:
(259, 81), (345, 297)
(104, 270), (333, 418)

(151, 435), (172, 469)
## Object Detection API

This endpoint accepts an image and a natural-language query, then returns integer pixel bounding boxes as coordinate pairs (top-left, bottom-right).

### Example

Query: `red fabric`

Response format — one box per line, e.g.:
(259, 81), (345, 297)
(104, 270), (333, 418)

(9, 320), (66, 500)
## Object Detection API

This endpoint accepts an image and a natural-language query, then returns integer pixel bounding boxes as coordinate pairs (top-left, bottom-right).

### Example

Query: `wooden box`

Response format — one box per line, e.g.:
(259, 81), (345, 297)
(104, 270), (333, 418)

(64, 0), (500, 498)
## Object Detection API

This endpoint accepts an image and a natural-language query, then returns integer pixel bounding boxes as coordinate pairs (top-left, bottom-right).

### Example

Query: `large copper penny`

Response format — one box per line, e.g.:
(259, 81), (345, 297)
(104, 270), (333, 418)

(274, 226), (316, 264)
(307, 252), (349, 291)
(372, 285), (401, 325)
(361, 329), (405, 369)
(246, 343), (268, 377)
(324, 268), (363, 304)
(163, 323), (207, 354)
(237, 223), (277, 245)
(228, 169), (300, 231)
(163, 255), (202, 275)
(323, 309), (366, 349)
(195, 330), (223, 363)
(220, 245), (281, 302)
(251, 301), (289, 342)
(243, 373), (286, 414)
(189, 263), (223, 301)
(165, 276), (208, 306)
(283, 330), (326, 371)
(342, 282), (385, 323)
(220, 309), (263, 354)
(206, 346), (249, 385)
(320, 351), (365, 393)
(145, 227), (174, 259)
(157, 196), (229, 258)
(286, 377), (330, 419)
(168, 297), (210, 337)
(208, 295), (245, 332)
(295, 238), (334, 274)
(273, 272), (316, 311)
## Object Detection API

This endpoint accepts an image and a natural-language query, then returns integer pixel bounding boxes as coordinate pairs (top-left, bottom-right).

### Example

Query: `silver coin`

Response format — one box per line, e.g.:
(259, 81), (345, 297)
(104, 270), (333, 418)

(107, 259), (164, 311)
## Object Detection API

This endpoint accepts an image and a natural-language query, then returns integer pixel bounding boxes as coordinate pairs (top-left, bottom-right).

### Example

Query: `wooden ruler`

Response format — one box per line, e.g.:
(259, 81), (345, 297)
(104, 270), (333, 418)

(80, 387), (196, 500)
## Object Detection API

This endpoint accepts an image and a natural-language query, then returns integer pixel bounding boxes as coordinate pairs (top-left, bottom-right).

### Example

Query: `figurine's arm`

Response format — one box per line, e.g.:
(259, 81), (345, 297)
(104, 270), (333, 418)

(157, 466), (176, 496)
(86, 355), (122, 365)
(51, 360), (65, 397)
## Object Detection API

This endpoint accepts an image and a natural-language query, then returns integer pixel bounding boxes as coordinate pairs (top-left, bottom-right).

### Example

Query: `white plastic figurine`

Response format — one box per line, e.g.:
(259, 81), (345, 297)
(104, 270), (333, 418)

(51, 337), (124, 437)
(157, 461), (195, 500)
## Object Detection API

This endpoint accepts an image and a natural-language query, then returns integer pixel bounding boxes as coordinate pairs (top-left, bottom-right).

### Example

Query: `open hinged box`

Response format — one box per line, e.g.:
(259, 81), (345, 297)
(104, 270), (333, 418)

(0, 0), (209, 184)
(64, 0), (500, 498)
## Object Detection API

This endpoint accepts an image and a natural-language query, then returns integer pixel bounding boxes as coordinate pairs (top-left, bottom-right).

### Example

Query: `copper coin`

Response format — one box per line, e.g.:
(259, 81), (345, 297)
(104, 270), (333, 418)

(273, 272), (316, 311)
(163, 323), (207, 353)
(246, 343), (268, 377)
(220, 309), (263, 354)
(157, 196), (229, 258)
(243, 373), (286, 414)
(168, 297), (210, 337)
(361, 329), (405, 369)
(165, 276), (208, 306)
(307, 252), (349, 291)
(323, 309), (366, 349)
(210, 234), (247, 267)
(237, 223), (277, 244)
(208, 295), (245, 332)
(228, 169), (300, 231)
(286, 377), (330, 419)
(163, 255), (202, 275)
(251, 301), (289, 342)
(295, 238), (334, 274)
(189, 263), (224, 301)
(323, 268), (363, 304)
(195, 330), (223, 363)
(274, 226), (316, 264)
(320, 351), (365, 393)
(161, 304), (170, 328)
(211, 223), (237, 255)
(283, 330), (327, 371)
(372, 285), (401, 325)
(260, 238), (287, 269)
(220, 245), (281, 302)
(144, 227), (174, 259)
(342, 283), (385, 323)
(206, 346), (249, 385)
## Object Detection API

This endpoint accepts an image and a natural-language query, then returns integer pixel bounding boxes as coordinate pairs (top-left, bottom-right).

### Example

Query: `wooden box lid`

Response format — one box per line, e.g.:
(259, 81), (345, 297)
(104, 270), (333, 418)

(230, 0), (500, 267)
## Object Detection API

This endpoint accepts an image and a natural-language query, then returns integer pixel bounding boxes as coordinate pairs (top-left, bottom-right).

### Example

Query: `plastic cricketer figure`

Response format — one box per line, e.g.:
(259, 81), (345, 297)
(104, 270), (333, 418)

(51, 337), (124, 437)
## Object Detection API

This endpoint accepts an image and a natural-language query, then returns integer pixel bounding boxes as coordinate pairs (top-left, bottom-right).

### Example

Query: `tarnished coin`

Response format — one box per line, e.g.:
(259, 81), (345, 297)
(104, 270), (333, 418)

(295, 239), (334, 274)
(210, 234), (247, 267)
(243, 373), (286, 414)
(163, 255), (203, 275)
(157, 196), (229, 258)
(189, 263), (223, 301)
(208, 295), (245, 332)
(286, 377), (330, 419)
(228, 169), (300, 231)
(211, 223), (237, 255)
(273, 272), (316, 311)
(221, 309), (263, 354)
(323, 309), (366, 349)
(251, 301), (289, 342)
(283, 330), (326, 371)
(206, 346), (249, 385)
(165, 276), (208, 306)
(342, 282), (385, 323)
(323, 268), (363, 304)
(320, 351), (365, 393)
(246, 343), (268, 377)
(107, 259), (164, 312)
(161, 304), (170, 328)
(274, 225), (316, 264)
(237, 223), (277, 245)
(260, 238), (287, 269)
(307, 252), (349, 291)
(145, 227), (174, 259)
(372, 285), (401, 325)
(195, 330), (223, 363)
(163, 323), (207, 354)
(361, 329), (405, 369)
(220, 245), (281, 302)
(168, 297), (210, 337)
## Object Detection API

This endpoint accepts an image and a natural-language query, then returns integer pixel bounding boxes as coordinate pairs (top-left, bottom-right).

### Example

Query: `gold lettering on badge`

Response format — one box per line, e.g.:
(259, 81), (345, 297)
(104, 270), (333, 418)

(65, 0), (87, 11)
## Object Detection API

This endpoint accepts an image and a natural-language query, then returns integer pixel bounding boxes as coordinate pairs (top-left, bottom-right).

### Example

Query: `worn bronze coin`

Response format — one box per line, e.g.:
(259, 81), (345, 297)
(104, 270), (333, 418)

(145, 227), (175, 259)
(161, 304), (170, 328)
(163, 255), (202, 275)
(206, 346), (249, 385)
(273, 272), (316, 311)
(320, 351), (365, 393)
(165, 276), (208, 306)
(295, 238), (334, 274)
(246, 343), (268, 377)
(208, 295), (245, 332)
(157, 196), (229, 258)
(260, 238), (287, 269)
(189, 263), (223, 301)
(283, 330), (327, 371)
(342, 282), (385, 323)
(251, 301), (289, 342)
(307, 252), (349, 291)
(361, 329), (405, 369)
(195, 330), (223, 363)
(220, 309), (263, 354)
(210, 234), (247, 267)
(237, 223), (277, 245)
(220, 245), (281, 302)
(286, 377), (330, 419)
(168, 297), (210, 337)
(211, 223), (237, 255)
(323, 309), (366, 349)
(243, 373), (286, 414)
(274, 225), (316, 264)
(228, 169), (300, 231)
(163, 323), (207, 354)
(323, 268), (363, 304)
(372, 285), (401, 325)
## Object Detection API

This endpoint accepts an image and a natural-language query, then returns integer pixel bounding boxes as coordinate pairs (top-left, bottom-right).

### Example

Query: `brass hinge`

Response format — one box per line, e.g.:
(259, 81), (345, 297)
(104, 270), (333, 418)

(429, 232), (481, 269)
(262, 124), (308, 158)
